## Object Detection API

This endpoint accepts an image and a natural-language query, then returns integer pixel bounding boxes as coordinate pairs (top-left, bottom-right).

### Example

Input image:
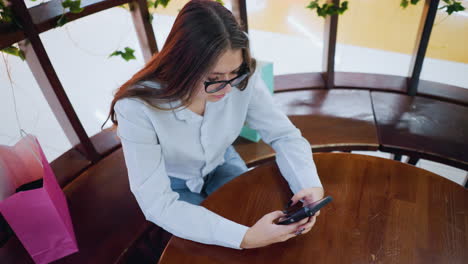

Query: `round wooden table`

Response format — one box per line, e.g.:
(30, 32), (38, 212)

(158, 153), (468, 264)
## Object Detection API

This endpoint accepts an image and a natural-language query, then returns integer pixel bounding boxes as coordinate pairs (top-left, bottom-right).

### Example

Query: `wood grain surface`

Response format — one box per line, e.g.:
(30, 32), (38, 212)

(372, 92), (468, 170)
(159, 153), (468, 264)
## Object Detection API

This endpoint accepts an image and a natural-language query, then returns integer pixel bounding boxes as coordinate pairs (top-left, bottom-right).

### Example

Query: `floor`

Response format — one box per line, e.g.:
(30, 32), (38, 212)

(1, 1), (467, 186)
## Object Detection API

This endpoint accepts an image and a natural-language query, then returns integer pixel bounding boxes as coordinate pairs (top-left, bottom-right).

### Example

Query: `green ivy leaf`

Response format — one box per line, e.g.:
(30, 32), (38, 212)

(109, 47), (136, 61)
(306, 1), (348, 18)
(445, 1), (465, 14)
(1, 46), (25, 60)
(338, 1), (348, 14)
(400, 0), (409, 8)
(0, 1), (22, 28)
(62, 0), (84, 14)
(56, 14), (68, 27)
(0, 0), (14, 24)
(403, 0), (465, 15)
(306, 1), (319, 10)
(147, 0), (155, 8)
(154, 0), (170, 9)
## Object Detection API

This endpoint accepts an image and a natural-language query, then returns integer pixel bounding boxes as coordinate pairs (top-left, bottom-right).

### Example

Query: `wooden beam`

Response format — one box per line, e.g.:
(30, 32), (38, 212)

(238, 0), (248, 33)
(11, 0), (100, 162)
(232, 0), (248, 32)
(0, 23), (25, 49)
(322, 0), (340, 89)
(274, 72), (468, 107)
(1, 0), (132, 49)
(130, 0), (158, 62)
(408, 0), (440, 96)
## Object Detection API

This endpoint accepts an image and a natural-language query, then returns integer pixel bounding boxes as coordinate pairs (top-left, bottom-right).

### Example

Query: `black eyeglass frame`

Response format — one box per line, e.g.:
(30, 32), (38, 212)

(204, 70), (250, 94)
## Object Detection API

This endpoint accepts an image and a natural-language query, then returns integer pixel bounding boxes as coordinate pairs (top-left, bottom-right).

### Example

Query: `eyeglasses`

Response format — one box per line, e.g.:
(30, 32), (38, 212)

(204, 71), (250, 94)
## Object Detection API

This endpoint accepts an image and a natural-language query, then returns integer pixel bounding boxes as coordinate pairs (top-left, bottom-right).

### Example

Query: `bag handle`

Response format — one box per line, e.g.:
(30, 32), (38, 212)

(19, 129), (43, 169)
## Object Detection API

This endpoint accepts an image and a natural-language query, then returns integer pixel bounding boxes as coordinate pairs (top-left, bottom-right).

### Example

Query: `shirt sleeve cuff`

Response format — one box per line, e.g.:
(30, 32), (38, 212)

(213, 217), (249, 250)
(290, 167), (323, 194)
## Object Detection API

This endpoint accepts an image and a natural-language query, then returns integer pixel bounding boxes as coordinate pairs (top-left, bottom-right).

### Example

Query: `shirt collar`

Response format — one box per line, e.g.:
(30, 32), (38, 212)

(137, 81), (196, 123)
(168, 100), (205, 124)
(170, 92), (231, 123)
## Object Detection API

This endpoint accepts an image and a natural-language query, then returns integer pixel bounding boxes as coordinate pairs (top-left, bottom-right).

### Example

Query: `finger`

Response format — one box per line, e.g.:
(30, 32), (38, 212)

(294, 218), (317, 237)
(301, 226), (313, 235)
(290, 217), (309, 228)
(296, 216), (317, 231)
(289, 190), (307, 207)
(293, 228), (306, 236)
(265, 210), (286, 222)
(283, 217), (309, 233)
(298, 217), (309, 225)
(301, 218), (317, 235)
(315, 210), (321, 217)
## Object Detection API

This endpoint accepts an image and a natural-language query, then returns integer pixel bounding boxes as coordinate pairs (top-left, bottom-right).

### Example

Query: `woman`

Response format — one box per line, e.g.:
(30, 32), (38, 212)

(107, 0), (324, 249)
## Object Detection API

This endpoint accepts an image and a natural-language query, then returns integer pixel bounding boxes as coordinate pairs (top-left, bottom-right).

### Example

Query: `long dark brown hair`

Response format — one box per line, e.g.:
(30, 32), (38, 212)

(104, 0), (256, 128)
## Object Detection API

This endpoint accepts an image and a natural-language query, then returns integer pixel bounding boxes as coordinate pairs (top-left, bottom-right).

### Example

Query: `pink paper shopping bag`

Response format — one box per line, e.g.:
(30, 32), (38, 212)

(0, 134), (78, 264)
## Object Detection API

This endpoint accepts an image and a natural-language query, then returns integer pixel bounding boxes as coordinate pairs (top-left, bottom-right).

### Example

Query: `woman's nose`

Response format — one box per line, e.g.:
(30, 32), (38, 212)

(223, 82), (233, 93)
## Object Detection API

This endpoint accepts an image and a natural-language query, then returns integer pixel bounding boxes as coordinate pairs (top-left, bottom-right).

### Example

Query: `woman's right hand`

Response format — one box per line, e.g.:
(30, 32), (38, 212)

(240, 211), (316, 249)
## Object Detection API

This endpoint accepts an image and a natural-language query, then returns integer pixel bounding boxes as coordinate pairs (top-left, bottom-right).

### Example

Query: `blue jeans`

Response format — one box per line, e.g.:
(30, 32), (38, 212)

(169, 145), (248, 205)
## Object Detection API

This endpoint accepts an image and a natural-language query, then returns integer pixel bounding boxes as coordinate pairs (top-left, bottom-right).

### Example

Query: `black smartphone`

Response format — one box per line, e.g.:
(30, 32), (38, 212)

(277, 196), (333, 225)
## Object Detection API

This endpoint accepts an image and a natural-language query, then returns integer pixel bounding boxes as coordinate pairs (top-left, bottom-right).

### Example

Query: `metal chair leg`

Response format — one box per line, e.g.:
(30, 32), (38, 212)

(392, 153), (402, 161)
(407, 157), (420, 165)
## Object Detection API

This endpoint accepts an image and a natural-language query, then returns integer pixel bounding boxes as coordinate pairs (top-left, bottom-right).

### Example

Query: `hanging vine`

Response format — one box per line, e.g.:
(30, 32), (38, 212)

(1, 0), (466, 60)
(306, 0), (348, 17)
(306, 0), (465, 18)
(1, 0), (226, 61)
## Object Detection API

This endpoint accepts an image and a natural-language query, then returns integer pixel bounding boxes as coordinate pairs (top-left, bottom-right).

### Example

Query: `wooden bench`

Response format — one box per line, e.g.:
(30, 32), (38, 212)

(0, 148), (169, 264)
(234, 89), (379, 166)
(2, 76), (467, 264)
(234, 85), (468, 188)
(372, 91), (468, 170)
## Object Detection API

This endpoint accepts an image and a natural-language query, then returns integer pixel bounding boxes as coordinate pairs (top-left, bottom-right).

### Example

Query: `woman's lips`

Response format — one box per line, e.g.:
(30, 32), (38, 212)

(213, 94), (225, 99)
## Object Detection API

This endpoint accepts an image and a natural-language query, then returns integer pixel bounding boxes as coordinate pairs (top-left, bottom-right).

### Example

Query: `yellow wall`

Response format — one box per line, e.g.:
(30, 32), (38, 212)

(153, 0), (468, 63)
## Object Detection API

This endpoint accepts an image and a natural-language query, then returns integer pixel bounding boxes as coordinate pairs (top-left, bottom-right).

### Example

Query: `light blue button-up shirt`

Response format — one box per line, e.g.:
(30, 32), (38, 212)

(114, 67), (322, 249)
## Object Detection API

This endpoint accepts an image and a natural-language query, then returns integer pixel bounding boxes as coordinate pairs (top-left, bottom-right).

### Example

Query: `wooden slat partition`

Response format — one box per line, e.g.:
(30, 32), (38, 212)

(407, 0), (440, 96)
(275, 72), (468, 107)
(334, 72), (407, 93)
(274, 72), (325, 92)
(237, 0), (248, 32)
(231, 0), (249, 32)
(321, 0), (340, 89)
(3, 0), (159, 163)
(0, 23), (25, 48)
(12, 0), (100, 162)
(1, 0), (132, 49)
(418, 79), (468, 106)
(130, 0), (159, 62)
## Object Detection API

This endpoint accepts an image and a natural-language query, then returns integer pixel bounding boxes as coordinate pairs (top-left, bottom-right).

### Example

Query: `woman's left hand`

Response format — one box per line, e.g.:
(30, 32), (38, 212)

(289, 187), (325, 208)
(285, 187), (325, 236)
